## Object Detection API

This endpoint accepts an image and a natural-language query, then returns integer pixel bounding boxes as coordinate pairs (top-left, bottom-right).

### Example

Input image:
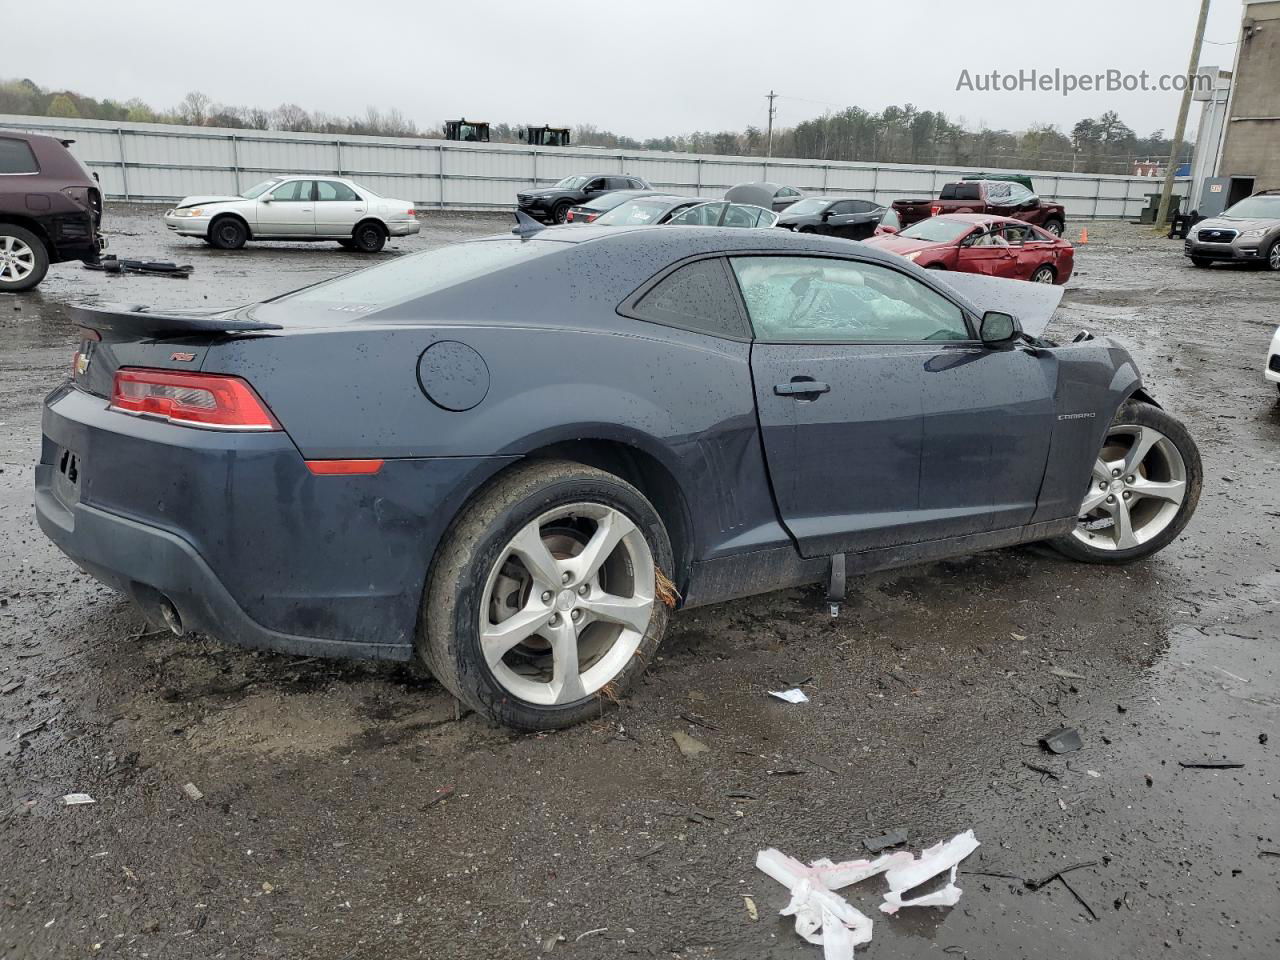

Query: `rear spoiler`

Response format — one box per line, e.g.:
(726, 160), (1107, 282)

(71, 302), (282, 337)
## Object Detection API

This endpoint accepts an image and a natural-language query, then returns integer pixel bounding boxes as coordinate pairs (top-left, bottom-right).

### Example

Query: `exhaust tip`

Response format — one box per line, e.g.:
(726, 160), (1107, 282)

(158, 597), (184, 636)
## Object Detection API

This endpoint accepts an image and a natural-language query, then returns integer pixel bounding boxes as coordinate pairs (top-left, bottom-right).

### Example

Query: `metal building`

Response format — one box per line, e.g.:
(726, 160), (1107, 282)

(1216, 0), (1280, 206)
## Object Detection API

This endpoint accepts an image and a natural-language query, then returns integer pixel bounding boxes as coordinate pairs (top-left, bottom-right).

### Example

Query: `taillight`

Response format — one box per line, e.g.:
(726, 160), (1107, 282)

(110, 368), (280, 431)
(407, 208), (415, 216)
(930, 205), (941, 217)
(585, 213), (598, 222)
(566, 211), (575, 222)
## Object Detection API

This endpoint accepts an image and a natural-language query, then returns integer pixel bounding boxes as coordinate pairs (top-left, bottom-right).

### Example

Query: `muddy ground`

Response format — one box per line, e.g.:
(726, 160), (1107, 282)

(1, 208), (1277, 960)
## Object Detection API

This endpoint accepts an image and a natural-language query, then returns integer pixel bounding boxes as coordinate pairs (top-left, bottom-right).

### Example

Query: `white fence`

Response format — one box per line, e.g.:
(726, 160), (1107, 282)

(2, 114), (1188, 220)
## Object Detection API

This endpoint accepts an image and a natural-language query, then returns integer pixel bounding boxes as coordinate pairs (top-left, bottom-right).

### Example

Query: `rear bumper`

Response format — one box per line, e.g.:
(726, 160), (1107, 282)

(1266, 328), (1280, 384)
(386, 219), (421, 238)
(36, 480), (407, 660)
(36, 384), (513, 662)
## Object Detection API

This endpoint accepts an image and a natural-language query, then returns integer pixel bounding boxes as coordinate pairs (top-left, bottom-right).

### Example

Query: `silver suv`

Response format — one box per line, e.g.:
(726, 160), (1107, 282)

(1185, 191), (1280, 270)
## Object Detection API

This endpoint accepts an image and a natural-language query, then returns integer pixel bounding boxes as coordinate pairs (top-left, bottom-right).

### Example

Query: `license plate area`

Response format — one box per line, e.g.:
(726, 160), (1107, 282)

(54, 447), (81, 505)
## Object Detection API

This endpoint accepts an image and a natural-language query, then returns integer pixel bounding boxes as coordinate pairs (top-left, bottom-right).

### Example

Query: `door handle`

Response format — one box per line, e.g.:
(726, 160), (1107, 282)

(774, 379), (830, 397)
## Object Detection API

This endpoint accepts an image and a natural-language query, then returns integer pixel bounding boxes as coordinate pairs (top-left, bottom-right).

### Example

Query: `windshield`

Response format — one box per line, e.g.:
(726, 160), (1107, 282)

(259, 239), (561, 319)
(1221, 195), (1280, 220)
(783, 198), (832, 217)
(242, 179), (282, 199)
(900, 219), (973, 243)
(595, 198), (678, 225)
(553, 176), (588, 190)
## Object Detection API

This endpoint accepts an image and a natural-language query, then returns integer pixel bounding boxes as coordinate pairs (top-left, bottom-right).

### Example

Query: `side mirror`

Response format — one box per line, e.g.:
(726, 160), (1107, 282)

(260, 195), (273, 203)
(877, 225), (899, 235)
(820, 210), (833, 221)
(980, 311), (1020, 346)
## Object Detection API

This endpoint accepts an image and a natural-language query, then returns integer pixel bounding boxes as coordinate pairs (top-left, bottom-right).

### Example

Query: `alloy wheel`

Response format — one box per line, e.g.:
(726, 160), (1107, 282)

(0, 235), (36, 283)
(479, 503), (655, 705)
(1071, 423), (1188, 551)
(1032, 266), (1055, 283)
(1269, 242), (1280, 271)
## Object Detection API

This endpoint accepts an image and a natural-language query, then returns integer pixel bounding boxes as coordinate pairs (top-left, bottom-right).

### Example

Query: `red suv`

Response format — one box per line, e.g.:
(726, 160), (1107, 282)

(0, 131), (104, 291)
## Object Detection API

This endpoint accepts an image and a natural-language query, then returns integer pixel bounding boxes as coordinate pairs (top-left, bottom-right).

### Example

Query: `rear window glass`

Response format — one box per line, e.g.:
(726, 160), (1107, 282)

(271, 240), (560, 312)
(630, 258), (747, 338)
(939, 183), (981, 201)
(0, 138), (39, 174)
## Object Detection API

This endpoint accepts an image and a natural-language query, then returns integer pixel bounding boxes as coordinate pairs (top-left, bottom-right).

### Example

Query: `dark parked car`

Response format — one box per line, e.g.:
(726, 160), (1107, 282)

(518, 174), (652, 224)
(776, 196), (887, 239)
(725, 181), (804, 212)
(37, 225), (1201, 731)
(0, 131), (104, 291)
(591, 194), (710, 226)
(564, 189), (658, 224)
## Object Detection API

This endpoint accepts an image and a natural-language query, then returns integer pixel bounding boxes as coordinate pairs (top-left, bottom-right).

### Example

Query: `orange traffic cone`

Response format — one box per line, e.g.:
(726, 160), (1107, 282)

(1078, 227), (1088, 244)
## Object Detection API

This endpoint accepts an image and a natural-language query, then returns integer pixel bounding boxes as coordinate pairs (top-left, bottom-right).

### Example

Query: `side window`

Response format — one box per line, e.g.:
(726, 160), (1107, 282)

(955, 183), (982, 201)
(723, 204), (759, 227)
(1002, 223), (1030, 245)
(850, 200), (877, 213)
(270, 180), (311, 202)
(729, 256), (970, 343)
(584, 178), (606, 192)
(0, 138), (39, 174)
(828, 200), (856, 215)
(986, 182), (1012, 202)
(629, 259), (747, 338)
(778, 186), (799, 198)
(670, 202), (725, 226)
(316, 180), (359, 201)
(1006, 183), (1034, 204)
(629, 178), (646, 190)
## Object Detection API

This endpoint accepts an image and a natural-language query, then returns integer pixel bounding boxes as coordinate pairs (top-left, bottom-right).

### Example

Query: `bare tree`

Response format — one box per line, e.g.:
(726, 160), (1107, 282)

(177, 90), (212, 126)
(272, 103), (310, 131)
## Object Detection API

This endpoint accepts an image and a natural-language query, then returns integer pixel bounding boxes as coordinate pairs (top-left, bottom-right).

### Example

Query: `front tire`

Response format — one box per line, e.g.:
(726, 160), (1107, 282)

(208, 216), (248, 250)
(1050, 401), (1201, 565)
(352, 221), (386, 253)
(1266, 239), (1280, 272)
(421, 460), (674, 731)
(552, 201), (571, 225)
(0, 224), (49, 291)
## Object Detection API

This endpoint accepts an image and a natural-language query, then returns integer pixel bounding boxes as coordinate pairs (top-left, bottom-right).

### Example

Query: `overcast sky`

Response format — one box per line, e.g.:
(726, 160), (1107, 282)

(4, 0), (1245, 139)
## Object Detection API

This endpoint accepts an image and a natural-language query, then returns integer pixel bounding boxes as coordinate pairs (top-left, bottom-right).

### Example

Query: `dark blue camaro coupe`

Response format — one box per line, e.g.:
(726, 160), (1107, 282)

(36, 223), (1201, 729)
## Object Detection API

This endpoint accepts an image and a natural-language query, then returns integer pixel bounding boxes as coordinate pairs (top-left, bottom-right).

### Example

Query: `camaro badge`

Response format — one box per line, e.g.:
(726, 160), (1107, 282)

(170, 351), (197, 362)
(1057, 412), (1096, 420)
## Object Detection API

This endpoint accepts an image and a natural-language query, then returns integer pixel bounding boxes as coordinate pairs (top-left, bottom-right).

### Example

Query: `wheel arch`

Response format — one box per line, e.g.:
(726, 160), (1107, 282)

(353, 216), (388, 237)
(0, 215), (55, 258)
(518, 438), (694, 591)
(208, 211), (252, 239)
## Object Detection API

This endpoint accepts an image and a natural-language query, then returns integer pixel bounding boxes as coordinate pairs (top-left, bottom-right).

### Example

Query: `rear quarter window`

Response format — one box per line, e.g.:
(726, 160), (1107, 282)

(0, 138), (39, 174)
(626, 258), (748, 339)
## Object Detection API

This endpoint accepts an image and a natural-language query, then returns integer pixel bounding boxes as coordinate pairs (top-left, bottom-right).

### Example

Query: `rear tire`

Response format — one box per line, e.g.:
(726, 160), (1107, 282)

(1042, 218), (1064, 237)
(0, 224), (50, 291)
(1049, 401), (1201, 565)
(352, 221), (386, 253)
(208, 216), (248, 250)
(1031, 265), (1056, 284)
(421, 460), (673, 731)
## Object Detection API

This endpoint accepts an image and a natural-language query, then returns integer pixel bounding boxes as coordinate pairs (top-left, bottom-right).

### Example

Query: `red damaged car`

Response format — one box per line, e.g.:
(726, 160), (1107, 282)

(862, 213), (1073, 284)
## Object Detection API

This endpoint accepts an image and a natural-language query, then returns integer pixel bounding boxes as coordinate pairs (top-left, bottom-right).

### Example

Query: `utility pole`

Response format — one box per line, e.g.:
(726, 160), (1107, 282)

(765, 90), (777, 158)
(1155, 0), (1211, 230)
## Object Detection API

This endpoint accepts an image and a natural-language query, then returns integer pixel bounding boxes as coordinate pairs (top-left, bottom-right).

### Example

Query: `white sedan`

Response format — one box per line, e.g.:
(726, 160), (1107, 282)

(1267, 326), (1280, 395)
(164, 176), (420, 252)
